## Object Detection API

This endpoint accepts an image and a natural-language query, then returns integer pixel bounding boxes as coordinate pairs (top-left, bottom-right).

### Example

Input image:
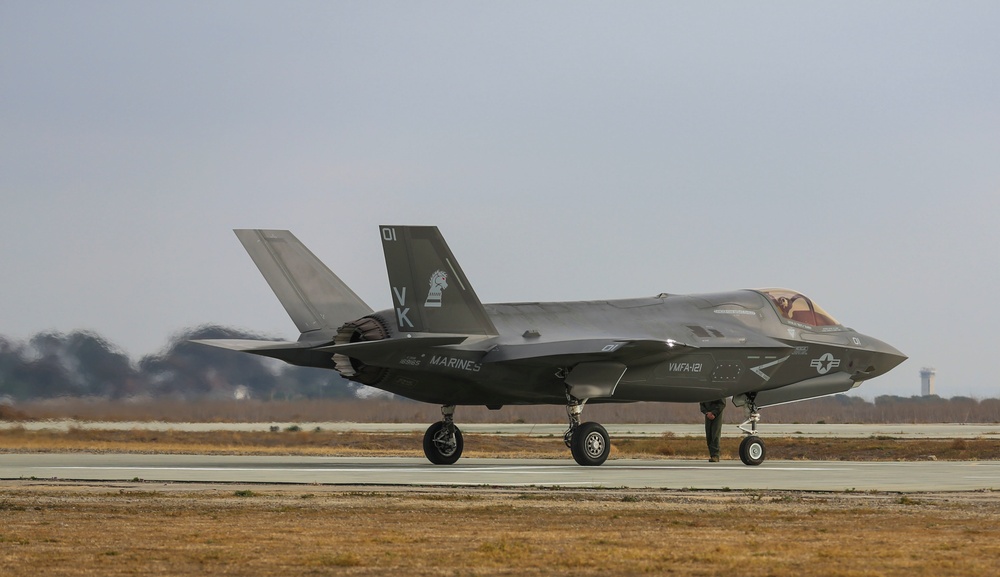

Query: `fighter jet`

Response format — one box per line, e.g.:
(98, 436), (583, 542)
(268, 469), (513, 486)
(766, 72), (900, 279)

(196, 227), (906, 466)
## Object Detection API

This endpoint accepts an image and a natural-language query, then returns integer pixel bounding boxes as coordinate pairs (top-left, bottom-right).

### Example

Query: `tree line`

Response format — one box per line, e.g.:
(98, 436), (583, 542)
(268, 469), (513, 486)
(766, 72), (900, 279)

(0, 326), (361, 402)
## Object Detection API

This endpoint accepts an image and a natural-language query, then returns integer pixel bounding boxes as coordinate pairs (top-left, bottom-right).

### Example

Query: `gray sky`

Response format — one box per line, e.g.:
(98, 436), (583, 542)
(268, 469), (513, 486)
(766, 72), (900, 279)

(3, 2), (998, 399)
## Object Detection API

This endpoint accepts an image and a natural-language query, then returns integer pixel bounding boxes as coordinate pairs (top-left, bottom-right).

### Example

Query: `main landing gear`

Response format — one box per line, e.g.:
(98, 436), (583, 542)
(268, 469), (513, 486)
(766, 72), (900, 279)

(564, 395), (610, 466)
(737, 397), (766, 466)
(423, 405), (464, 465)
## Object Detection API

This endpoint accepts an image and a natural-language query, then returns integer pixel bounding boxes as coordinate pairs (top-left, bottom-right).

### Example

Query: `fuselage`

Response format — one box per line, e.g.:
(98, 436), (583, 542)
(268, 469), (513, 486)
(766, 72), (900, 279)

(343, 289), (905, 407)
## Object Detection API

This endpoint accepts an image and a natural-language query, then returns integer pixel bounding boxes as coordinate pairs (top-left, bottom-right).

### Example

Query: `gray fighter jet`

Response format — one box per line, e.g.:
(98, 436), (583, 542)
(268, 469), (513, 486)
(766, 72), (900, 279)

(196, 227), (906, 466)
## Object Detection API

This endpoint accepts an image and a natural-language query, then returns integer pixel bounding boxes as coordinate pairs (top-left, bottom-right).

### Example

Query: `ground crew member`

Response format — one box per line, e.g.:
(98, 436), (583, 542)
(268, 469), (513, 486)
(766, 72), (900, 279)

(700, 398), (727, 462)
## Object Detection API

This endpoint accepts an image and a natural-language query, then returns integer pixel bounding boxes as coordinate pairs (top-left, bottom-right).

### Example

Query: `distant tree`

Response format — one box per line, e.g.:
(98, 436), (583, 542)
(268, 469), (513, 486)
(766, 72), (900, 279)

(135, 325), (362, 400)
(0, 331), (140, 399)
(1, 326), (372, 401)
(980, 398), (1000, 422)
(139, 325), (281, 399)
(280, 365), (361, 400)
(0, 337), (36, 399)
(26, 332), (83, 396)
(63, 331), (137, 398)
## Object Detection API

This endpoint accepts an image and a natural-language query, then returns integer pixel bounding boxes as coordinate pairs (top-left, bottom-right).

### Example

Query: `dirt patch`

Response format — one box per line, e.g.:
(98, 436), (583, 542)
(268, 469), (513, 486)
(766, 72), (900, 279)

(1, 482), (998, 576)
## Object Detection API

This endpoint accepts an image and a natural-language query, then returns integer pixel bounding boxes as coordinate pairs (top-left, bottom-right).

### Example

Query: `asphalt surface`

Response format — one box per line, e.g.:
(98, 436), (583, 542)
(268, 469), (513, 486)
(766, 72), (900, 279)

(2, 453), (998, 492)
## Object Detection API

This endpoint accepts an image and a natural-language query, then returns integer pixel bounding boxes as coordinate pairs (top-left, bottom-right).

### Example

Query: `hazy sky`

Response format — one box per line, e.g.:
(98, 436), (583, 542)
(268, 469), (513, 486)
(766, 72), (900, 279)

(3, 2), (998, 399)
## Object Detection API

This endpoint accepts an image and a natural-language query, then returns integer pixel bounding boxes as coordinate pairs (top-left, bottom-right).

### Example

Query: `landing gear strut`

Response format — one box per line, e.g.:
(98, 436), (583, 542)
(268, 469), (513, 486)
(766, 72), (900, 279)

(563, 393), (610, 466)
(423, 405), (464, 465)
(736, 396), (766, 466)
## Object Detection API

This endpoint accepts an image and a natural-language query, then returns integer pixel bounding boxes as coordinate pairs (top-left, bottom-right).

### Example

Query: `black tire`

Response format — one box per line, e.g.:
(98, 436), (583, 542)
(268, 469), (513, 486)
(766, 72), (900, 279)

(570, 422), (610, 466)
(423, 421), (464, 465)
(739, 436), (766, 466)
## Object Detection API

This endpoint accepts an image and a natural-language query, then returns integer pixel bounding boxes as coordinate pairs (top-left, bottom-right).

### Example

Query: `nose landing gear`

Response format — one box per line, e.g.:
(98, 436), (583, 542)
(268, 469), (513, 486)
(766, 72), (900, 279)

(737, 398), (767, 466)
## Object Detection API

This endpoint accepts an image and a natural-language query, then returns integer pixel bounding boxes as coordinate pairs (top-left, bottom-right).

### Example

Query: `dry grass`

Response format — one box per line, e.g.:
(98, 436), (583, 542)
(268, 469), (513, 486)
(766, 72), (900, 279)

(3, 423), (998, 575)
(13, 396), (1000, 424)
(614, 435), (1000, 461)
(1, 484), (998, 576)
(1, 428), (999, 461)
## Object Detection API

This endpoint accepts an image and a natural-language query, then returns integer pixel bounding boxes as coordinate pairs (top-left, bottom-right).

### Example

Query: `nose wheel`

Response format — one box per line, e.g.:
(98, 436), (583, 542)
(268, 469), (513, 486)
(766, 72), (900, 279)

(738, 435), (766, 466)
(737, 398), (767, 466)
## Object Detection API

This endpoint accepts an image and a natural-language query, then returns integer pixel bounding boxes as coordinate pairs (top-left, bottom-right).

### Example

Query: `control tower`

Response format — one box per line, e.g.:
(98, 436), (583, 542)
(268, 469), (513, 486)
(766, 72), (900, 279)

(919, 367), (936, 396)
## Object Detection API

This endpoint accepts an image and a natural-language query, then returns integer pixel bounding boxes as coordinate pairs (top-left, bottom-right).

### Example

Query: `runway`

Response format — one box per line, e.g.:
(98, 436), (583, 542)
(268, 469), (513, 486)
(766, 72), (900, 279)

(2, 453), (998, 492)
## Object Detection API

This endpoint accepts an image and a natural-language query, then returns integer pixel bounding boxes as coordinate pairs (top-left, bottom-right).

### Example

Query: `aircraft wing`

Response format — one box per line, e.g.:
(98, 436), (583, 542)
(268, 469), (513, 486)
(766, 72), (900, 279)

(481, 337), (700, 400)
(481, 330), (793, 368)
(482, 334), (791, 400)
(481, 337), (698, 366)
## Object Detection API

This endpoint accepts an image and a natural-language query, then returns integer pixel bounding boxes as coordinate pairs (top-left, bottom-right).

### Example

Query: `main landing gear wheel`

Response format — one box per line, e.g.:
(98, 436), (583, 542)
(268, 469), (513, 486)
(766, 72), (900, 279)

(423, 421), (464, 465)
(739, 436), (766, 466)
(570, 422), (610, 466)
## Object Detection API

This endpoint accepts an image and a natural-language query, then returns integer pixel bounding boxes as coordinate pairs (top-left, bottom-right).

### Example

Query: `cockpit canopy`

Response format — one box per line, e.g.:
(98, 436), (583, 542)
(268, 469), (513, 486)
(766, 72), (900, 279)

(756, 288), (840, 327)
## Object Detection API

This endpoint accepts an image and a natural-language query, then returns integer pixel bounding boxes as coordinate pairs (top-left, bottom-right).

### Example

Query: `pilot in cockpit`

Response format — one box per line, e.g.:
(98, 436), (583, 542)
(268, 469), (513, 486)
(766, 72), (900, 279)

(776, 296), (793, 319)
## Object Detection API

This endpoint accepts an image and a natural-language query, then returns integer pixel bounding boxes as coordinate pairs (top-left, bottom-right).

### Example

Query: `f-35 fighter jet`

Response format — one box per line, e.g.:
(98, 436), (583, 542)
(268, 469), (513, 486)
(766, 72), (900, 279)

(196, 227), (906, 466)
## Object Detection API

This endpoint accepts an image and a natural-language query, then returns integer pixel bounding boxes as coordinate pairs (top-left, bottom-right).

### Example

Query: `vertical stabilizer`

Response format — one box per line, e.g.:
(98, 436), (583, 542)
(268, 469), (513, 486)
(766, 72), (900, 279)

(234, 229), (372, 334)
(379, 225), (498, 336)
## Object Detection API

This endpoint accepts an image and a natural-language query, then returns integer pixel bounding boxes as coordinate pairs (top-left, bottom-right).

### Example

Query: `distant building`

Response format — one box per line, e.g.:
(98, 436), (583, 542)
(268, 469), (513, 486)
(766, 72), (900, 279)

(919, 367), (936, 396)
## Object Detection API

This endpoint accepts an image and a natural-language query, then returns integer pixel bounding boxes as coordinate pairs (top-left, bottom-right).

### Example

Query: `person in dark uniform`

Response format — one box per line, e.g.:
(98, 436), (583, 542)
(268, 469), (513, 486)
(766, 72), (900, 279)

(699, 398), (727, 462)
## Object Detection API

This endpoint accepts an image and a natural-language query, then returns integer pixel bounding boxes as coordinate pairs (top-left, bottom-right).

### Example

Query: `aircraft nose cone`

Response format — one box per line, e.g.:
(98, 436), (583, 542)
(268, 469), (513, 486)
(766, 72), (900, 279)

(877, 340), (907, 368)
(857, 336), (907, 379)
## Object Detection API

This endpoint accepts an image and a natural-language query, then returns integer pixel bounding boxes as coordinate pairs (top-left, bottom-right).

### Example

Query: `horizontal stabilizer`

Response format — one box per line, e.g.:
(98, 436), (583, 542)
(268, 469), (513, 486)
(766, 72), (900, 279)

(315, 335), (470, 366)
(235, 229), (372, 334)
(190, 337), (331, 366)
(189, 339), (313, 352)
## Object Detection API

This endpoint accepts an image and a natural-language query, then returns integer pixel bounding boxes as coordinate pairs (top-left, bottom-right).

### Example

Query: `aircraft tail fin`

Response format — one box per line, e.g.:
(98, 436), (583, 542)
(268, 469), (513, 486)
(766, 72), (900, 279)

(234, 229), (373, 334)
(379, 225), (498, 336)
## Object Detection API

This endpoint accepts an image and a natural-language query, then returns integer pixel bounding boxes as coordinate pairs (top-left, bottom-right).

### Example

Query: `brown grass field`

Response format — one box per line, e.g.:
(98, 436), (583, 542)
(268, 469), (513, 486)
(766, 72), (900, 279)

(2, 429), (1000, 575)
(2, 483), (999, 576)
(4, 382), (999, 573)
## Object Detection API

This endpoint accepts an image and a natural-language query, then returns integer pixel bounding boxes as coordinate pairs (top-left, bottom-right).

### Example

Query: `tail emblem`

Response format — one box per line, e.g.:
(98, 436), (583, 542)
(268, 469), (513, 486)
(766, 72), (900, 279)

(425, 270), (449, 307)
